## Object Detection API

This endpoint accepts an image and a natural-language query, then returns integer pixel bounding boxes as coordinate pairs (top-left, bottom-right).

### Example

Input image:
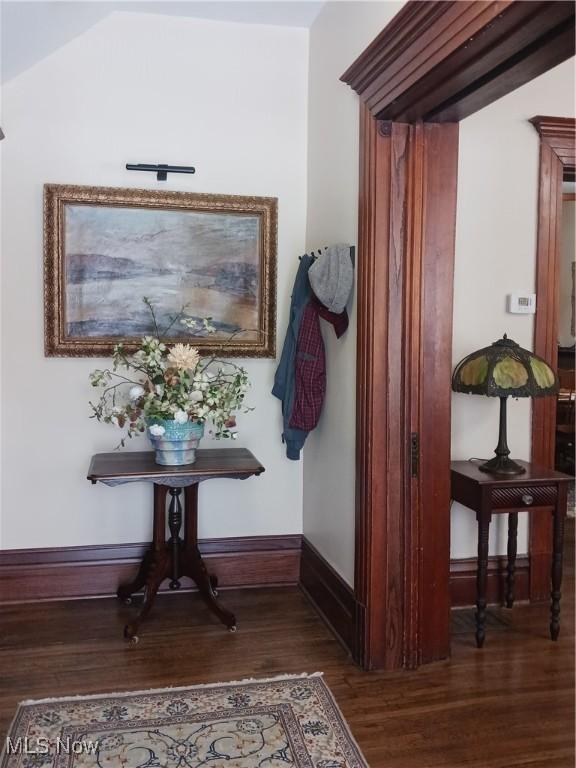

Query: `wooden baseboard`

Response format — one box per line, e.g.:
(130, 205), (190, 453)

(299, 537), (357, 658)
(299, 537), (531, 657)
(0, 532), (531, 615)
(450, 555), (530, 607)
(0, 535), (302, 604)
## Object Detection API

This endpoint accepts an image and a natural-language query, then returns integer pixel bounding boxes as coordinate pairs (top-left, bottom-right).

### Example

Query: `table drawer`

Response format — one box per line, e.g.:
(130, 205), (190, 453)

(491, 485), (557, 509)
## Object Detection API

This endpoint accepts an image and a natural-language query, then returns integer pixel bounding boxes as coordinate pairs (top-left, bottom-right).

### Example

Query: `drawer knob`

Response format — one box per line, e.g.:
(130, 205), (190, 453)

(522, 494), (534, 506)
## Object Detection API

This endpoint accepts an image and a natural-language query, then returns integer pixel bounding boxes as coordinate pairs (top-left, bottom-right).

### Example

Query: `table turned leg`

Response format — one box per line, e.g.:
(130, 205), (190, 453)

(183, 484), (236, 631)
(550, 504), (565, 641)
(168, 489), (183, 590)
(505, 512), (518, 608)
(475, 510), (491, 648)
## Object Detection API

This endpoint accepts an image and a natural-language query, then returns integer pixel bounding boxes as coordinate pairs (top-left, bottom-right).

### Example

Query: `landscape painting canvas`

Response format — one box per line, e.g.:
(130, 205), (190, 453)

(65, 206), (260, 338)
(44, 186), (277, 357)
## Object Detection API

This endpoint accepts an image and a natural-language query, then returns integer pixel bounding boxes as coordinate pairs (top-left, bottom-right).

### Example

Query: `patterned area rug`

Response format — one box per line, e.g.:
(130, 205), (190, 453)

(1, 674), (368, 768)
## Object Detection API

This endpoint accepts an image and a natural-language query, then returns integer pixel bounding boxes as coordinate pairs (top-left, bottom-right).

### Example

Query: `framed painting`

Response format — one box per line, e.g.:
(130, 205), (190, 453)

(44, 184), (277, 357)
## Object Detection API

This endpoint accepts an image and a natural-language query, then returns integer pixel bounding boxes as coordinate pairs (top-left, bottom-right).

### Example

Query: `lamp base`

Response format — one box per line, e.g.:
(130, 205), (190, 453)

(479, 455), (526, 476)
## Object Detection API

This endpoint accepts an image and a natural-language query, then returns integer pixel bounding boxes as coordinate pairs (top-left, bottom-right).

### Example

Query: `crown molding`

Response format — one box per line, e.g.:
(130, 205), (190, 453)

(530, 116), (576, 171)
(341, 1), (575, 123)
(530, 116), (576, 180)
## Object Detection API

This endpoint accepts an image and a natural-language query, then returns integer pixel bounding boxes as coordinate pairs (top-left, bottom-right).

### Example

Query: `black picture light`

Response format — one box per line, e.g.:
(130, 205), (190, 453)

(125, 163), (196, 181)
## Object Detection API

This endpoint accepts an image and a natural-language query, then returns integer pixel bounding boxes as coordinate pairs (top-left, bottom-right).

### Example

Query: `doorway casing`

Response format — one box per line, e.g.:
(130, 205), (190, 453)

(342, 0), (576, 670)
(530, 116), (576, 601)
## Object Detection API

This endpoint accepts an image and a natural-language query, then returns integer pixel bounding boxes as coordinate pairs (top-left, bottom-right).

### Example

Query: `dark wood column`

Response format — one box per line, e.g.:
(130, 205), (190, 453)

(415, 122), (459, 665)
(355, 106), (458, 669)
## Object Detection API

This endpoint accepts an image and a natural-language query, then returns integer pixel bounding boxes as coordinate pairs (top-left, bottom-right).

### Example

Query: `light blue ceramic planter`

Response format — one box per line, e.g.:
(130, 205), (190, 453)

(146, 419), (204, 466)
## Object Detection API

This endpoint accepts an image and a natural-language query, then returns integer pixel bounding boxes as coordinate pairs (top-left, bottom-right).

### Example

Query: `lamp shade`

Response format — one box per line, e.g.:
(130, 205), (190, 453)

(452, 334), (557, 398)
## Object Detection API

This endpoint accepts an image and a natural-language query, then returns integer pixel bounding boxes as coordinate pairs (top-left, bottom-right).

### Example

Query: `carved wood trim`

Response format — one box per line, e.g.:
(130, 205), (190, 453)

(341, 1), (575, 123)
(530, 116), (576, 600)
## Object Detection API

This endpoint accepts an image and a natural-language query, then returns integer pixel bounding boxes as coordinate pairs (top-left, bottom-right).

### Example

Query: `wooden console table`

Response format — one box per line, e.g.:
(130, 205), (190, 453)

(451, 460), (571, 648)
(87, 448), (265, 643)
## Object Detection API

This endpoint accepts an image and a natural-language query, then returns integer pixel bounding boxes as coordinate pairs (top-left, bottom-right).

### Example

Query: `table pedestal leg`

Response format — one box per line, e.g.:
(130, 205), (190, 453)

(505, 512), (518, 608)
(475, 510), (491, 648)
(550, 506), (565, 641)
(117, 482), (236, 642)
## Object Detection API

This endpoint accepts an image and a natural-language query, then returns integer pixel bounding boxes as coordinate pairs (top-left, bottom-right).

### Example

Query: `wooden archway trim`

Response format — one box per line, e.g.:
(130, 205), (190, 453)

(530, 115), (576, 600)
(343, 0), (575, 669)
(342, 1), (575, 123)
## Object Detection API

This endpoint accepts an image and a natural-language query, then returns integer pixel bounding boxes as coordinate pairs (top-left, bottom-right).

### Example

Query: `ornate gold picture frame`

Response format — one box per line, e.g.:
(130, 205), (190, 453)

(44, 184), (277, 358)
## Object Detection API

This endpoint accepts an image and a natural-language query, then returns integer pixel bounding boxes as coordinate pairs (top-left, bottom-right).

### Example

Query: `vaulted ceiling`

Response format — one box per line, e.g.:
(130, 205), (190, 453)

(1, 1), (324, 83)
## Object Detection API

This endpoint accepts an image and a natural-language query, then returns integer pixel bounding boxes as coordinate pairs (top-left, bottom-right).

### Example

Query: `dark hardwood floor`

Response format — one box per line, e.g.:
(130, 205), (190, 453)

(0, 527), (573, 767)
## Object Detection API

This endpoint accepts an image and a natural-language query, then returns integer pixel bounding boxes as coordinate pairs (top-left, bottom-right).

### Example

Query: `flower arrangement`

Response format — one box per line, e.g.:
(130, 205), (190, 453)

(89, 298), (250, 447)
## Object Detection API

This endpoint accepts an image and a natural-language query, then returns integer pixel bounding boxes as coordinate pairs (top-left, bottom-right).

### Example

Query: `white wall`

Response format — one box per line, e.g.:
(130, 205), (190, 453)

(304, 1), (403, 586)
(0, 11), (308, 548)
(559, 197), (575, 348)
(452, 58), (575, 558)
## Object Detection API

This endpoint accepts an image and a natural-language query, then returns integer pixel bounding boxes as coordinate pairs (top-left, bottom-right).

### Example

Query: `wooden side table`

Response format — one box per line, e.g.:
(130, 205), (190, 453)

(451, 460), (572, 648)
(88, 448), (265, 643)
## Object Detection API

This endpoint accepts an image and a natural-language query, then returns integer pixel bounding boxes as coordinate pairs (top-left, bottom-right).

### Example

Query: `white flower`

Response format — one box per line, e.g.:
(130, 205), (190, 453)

(148, 424), (166, 437)
(174, 410), (188, 424)
(129, 385), (145, 401)
(168, 343), (200, 371)
(189, 391), (203, 402)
